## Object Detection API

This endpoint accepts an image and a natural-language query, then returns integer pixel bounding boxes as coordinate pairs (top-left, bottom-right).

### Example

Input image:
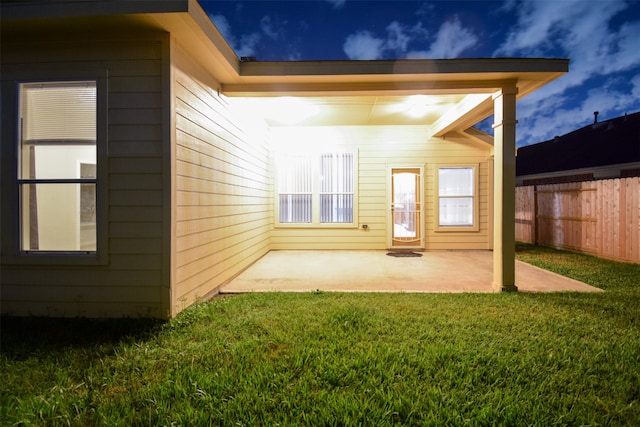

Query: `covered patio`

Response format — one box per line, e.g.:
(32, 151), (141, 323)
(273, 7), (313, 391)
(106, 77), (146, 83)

(221, 250), (602, 294)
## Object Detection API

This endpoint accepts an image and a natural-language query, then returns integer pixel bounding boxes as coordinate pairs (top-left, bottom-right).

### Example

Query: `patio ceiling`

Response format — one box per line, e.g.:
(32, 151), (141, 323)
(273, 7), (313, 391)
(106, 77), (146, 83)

(229, 93), (492, 127)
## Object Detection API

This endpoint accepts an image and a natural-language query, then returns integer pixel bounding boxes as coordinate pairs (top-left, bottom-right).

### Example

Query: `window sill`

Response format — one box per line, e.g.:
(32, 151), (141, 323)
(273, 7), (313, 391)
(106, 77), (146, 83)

(1, 251), (107, 266)
(275, 223), (359, 229)
(434, 225), (480, 232)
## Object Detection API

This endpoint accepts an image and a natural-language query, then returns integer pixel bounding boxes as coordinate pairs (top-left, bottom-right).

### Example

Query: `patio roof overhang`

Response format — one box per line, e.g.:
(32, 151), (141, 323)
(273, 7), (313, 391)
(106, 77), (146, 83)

(222, 58), (569, 134)
(2, 0), (568, 132)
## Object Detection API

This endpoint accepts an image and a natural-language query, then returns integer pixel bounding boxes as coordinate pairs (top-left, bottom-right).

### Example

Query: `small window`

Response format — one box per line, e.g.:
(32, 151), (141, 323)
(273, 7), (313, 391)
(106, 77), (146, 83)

(436, 166), (478, 230)
(276, 152), (356, 226)
(18, 81), (97, 252)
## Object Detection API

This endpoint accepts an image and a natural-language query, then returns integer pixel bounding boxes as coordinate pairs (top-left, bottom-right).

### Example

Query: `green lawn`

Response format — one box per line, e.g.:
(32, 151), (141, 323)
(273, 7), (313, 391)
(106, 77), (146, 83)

(2, 245), (639, 426)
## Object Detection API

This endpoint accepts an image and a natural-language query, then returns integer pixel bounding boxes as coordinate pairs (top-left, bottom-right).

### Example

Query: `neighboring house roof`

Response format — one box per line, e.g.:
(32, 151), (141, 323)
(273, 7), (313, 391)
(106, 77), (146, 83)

(516, 111), (640, 177)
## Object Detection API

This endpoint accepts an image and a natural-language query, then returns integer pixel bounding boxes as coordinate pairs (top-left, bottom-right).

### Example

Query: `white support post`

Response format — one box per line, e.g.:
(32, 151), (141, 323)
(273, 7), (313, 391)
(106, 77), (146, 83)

(492, 85), (518, 292)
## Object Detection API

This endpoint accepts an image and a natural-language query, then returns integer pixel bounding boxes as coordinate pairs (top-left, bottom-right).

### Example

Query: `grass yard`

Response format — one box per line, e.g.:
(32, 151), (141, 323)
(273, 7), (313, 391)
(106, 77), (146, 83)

(2, 245), (639, 426)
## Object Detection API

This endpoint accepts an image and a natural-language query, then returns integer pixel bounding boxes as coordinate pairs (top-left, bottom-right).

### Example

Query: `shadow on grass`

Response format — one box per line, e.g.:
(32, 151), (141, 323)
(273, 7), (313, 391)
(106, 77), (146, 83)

(1, 316), (164, 358)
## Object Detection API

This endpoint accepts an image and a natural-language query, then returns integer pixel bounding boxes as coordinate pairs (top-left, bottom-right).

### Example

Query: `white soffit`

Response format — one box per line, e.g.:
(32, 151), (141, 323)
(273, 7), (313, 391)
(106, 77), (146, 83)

(230, 93), (493, 127)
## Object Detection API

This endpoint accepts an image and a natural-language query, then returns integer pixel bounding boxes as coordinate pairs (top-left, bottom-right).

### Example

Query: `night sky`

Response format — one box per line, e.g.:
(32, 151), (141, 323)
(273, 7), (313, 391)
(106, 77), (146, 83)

(200, 0), (640, 146)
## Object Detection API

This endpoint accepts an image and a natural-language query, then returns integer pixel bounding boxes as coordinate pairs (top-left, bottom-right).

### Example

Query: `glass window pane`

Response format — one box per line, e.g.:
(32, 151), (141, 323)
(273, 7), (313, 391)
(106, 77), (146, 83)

(20, 145), (96, 180)
(320, 153), (354, 223)
(393, 172), (417, 206)
(21, 183), (96, 251)
(277, 154), (312, 193)
(277, 154), (312, 223)
(439, 197), (473, 226)
(20, 81), (96, 141)
(277, 152), (355, 225)
(19, 82), (96, 180)
(18, 81), (98, 252)
(320, 194), (353, 223)
(321, 153), (353, 193)
(439, 168), (473, 196)
(279, 194), (312, 223)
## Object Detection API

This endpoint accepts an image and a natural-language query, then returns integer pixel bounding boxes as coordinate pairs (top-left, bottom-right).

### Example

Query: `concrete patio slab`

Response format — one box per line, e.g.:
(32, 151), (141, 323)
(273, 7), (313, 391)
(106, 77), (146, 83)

(221, 250), (602, 294)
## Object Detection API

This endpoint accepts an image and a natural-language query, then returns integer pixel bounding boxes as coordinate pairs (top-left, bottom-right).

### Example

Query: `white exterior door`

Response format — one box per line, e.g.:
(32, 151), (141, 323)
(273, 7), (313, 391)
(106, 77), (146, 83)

(389, 166), (424, 249)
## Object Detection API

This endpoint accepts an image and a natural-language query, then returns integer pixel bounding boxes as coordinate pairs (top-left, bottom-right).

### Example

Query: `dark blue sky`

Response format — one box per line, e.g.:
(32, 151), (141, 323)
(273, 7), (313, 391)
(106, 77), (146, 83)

(200, 0), (640, 146)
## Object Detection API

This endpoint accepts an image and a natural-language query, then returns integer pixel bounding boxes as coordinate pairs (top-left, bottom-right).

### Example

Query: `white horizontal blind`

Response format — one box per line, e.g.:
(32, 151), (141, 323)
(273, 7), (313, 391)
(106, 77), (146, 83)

(21, 81), (97, 142)
(320, 153), (354, 223)
(277, 154), (313, 223)
(438, 167), (474, 226)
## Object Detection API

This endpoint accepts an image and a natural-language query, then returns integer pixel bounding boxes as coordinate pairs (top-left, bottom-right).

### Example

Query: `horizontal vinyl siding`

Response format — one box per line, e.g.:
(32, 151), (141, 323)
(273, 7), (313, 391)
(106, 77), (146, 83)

(172, 43), (271, 315)
(1, 36), (167, 318)
(270, 126), (491, 250)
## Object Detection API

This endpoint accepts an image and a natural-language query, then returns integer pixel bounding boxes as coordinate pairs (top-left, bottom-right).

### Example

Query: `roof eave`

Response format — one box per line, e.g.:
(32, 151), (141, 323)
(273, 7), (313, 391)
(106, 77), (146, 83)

(1, 0), (241, 81)
(0, 0), (190, 20)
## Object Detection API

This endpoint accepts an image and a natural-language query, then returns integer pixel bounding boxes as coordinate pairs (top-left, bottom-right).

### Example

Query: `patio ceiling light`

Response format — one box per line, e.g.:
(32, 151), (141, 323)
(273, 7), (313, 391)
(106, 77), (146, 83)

(268, 97), (320, 125)
(402, 95), (441, 118)
(245, 97), (320, 126)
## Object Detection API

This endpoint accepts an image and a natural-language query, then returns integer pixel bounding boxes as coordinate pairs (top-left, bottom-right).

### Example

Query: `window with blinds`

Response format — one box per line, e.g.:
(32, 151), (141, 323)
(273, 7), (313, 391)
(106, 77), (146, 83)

(18, 81), (97, 252)
(320, 153), (354, 223)
(277, 154), (313, 223)
(276, 152), (356, 225)
(437, 166), (476, 227)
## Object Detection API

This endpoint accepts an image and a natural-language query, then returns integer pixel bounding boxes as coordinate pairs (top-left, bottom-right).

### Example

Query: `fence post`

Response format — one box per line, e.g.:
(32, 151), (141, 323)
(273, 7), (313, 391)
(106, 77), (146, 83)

(533, 185), (538, 245)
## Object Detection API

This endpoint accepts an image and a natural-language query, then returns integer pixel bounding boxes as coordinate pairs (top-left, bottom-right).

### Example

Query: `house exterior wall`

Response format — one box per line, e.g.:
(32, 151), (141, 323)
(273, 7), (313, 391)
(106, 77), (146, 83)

(269, 126), (492, 250)
(0, 33), (170, 318)
(171, 41), (272, 315)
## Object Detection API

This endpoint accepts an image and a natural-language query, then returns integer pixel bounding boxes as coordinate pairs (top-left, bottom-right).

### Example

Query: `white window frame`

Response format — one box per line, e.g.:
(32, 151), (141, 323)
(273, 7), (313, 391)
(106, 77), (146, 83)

(275, 150), (358, 228)
(434, 164), (480, 232)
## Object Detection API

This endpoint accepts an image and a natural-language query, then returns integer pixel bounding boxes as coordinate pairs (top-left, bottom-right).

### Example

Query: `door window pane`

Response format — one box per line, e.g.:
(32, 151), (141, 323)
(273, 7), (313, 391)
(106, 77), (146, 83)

(393, 172), (419, 238)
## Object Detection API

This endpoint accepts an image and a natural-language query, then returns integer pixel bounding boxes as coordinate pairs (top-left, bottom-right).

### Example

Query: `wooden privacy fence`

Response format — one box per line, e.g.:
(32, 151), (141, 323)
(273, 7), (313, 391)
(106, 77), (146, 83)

(516, 177), (640, 263)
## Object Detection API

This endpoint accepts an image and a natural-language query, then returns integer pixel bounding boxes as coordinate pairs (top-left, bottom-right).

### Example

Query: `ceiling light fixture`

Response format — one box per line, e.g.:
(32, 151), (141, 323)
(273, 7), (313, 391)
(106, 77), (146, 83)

(405, 95), (438, 118)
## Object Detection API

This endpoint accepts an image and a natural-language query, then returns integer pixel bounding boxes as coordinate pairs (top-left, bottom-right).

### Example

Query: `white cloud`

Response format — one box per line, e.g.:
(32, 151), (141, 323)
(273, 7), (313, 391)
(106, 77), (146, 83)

(408, 17), (478, 59)
(495, 0), (630, 90)
(632, 74), (640, 98)
(343, 31), (385, 60)
(341, 17), (478, 60)
(325, 0), (346, 8)
(516, 82), (640, 146)
(260, 15), (288, 40)
(260, 16), (280, 40)
(385, 21), (411, 52)
(210, 13), (261, 58)
(430, 17), (479, 58)
(492, 0), (640, 145)
(210, 14), (233, 41)
(237, 33), (261, 57)
(343, 20), (434, 60)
